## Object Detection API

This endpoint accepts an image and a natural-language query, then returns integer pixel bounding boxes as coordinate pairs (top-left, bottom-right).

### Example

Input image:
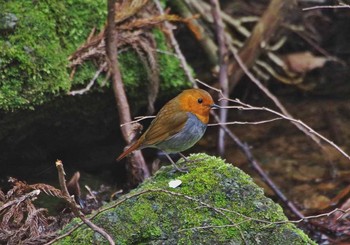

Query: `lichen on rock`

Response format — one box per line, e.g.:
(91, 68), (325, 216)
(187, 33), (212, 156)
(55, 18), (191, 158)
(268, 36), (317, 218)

(56, 153), (315, 244)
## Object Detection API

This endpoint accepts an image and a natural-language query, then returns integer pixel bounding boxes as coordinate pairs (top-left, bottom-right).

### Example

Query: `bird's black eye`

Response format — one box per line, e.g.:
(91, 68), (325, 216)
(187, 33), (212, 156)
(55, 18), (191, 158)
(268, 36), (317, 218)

(197, 98), (203, 104)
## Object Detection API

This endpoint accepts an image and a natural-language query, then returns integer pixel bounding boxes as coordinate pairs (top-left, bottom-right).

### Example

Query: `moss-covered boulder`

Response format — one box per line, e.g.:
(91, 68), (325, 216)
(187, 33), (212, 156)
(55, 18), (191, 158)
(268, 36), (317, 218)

(0, 0), (106, 110)
(57, 153), (315, 244)
(0, 1), (188, 111)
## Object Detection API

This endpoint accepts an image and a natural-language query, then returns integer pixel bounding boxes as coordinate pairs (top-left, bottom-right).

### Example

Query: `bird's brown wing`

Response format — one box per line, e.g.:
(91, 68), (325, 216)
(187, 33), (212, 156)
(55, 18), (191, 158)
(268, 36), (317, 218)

(141, 103), (188, 146)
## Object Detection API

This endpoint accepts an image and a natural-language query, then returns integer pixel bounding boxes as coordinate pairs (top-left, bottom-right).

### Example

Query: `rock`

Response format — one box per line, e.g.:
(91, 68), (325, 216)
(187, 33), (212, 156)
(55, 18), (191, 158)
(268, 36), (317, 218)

(0, 13), (18, 32)
(57, 153), (315, 244)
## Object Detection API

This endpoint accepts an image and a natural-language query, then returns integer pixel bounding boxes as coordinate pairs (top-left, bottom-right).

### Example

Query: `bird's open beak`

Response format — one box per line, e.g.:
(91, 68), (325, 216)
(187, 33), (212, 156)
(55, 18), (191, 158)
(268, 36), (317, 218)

(210, 104), (220, 109)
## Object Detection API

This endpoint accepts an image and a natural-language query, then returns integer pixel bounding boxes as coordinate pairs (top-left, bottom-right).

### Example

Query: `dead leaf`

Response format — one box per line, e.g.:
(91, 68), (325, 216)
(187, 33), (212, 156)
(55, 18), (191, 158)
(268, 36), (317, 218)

(292, 165), (326, 181)
(283, 51), (328, 73)
(303, 194), (330, 210)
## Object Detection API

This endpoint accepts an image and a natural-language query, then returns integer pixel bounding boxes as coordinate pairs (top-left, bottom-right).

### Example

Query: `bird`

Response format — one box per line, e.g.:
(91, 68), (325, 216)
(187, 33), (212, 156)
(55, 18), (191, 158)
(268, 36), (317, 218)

(117, 88), (218, 171)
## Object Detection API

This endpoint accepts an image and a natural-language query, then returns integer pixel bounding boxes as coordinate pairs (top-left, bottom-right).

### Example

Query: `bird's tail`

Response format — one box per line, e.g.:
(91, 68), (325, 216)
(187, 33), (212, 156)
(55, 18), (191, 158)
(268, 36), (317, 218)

(116, 140), (141, 161)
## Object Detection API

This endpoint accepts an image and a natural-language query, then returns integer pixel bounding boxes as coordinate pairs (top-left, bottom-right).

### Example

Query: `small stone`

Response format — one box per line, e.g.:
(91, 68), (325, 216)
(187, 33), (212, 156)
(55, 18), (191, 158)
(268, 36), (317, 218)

(168, 179), (182, 188)
(0, 13), (18, 32)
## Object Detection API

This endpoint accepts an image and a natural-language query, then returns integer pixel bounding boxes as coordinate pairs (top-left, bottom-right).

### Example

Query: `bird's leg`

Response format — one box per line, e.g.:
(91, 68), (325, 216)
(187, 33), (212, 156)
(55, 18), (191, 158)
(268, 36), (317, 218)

(178, 153), (205, 165)
(179, 152), (189, 162)
(163, 152), (188, 173)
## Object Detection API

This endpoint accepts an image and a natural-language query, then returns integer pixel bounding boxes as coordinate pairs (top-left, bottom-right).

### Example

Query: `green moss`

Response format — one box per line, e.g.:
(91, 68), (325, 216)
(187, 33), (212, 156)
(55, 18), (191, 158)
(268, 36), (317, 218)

(56, 154), (315, 244)
(153, 29), (192, 92)
(0, 1), (189, 111)
(0, 0), (106, 110)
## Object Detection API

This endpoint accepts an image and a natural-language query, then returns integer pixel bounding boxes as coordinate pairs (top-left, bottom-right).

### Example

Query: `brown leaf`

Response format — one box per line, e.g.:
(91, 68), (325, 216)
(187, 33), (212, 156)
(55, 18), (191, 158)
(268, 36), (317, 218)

(303, 194), (330, 210)
(283, 51), (328, 73)
(29, 183), (63, 198)
(0, 189), (5, 202)
(0, 177), (60, 244)
(115, 0), (150, 24)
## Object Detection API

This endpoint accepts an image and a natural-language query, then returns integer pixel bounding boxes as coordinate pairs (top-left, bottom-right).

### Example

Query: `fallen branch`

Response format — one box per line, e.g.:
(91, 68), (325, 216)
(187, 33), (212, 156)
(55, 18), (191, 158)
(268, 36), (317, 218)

(54, 160), (115, 245)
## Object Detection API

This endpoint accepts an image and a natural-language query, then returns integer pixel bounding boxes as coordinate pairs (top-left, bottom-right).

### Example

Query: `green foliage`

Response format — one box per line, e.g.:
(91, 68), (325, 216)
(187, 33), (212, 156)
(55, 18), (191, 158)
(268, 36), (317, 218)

(0, 0), (106, 110)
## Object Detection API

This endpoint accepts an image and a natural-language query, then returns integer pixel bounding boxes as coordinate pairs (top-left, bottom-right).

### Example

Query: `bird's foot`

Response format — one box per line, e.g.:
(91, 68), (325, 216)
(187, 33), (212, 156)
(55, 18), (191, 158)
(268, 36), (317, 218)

(177, 153), (205, 166)
(169, 163), (188, 173)
(163, 152), (188, 173)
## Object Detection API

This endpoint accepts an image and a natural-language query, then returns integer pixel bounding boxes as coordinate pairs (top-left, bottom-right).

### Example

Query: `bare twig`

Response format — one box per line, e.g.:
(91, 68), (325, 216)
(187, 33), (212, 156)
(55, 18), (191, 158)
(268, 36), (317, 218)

(55, 160), (115, 245)
(303, 4), (350, 11)
(223, 101), (350, 162)
(210, 0), (229, 157)
(230, 48), (325, 146)
(208, 117), (283, 126)
(153, 0), (197, 88)
(198, 78), (350, 161)
(68, 63), (107, 96)
(199, 78), (350, 219)
(177, 207), (350, 232)
(85, 185), (98, 204)
(120, 115), (156, 127)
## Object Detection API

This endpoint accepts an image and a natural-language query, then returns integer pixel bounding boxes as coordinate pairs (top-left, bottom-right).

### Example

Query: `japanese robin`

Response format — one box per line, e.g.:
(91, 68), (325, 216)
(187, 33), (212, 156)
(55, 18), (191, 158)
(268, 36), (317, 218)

(117, 88), (218, 171)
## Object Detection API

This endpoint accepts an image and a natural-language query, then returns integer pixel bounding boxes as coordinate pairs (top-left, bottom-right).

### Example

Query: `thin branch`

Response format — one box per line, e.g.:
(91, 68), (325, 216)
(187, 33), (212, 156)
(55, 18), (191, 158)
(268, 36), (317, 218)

(303, 4), (350, 11)
(208, 117), (283, 126)
(221, 101), (350, 161)
(177, 207), (350, 233)
(106, 0), (150, 181)
(55, 160), (115, 245)
(230, 48), (326, 146)
(153, 0), (197, 88)
(120, 116), (156, 127)
(68, 62), (107, 96)
(210, 0), (229, 157)
(199, 78), (350, 217)
(199, 77), (350, 161)
(47, 189), (159, 244)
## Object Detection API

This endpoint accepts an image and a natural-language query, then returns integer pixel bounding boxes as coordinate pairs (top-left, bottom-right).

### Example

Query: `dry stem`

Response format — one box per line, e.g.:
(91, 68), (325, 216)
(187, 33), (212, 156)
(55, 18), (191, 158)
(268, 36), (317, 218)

(210, 0), (229, 157)
(54, 160), (115, 245)
(106, 0), (150, 182)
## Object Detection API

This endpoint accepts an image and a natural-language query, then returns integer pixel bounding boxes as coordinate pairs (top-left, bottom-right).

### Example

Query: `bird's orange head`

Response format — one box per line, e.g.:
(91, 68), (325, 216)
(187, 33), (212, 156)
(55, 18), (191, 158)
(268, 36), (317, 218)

(177, 88), (216, 124)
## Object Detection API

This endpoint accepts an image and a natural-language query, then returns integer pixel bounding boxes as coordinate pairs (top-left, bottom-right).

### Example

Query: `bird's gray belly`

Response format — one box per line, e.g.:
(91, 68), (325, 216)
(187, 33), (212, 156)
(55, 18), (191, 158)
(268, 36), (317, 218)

(155, 112), (207, 153)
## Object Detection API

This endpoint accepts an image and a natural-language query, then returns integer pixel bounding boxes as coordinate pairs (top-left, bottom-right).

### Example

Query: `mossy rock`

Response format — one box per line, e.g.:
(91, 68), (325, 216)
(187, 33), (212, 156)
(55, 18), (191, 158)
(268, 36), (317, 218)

(56, 153), (315, 244)
(0, 1), (189, 111)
